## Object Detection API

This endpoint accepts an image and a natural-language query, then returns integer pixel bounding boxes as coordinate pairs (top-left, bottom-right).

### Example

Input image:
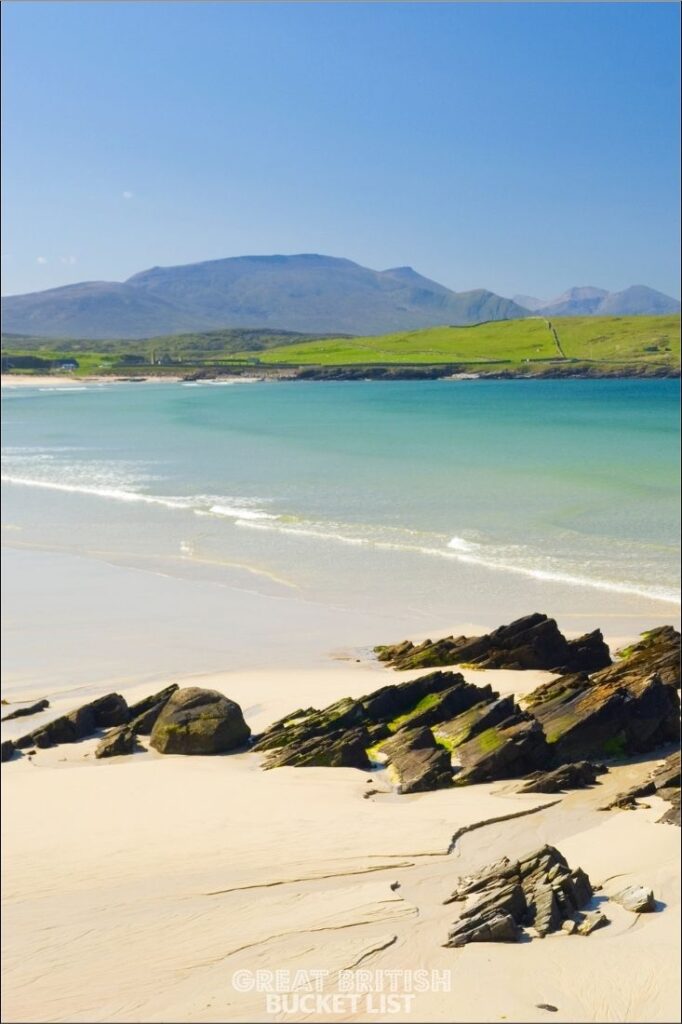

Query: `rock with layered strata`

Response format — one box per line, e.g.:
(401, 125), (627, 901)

(452, 713), (550, 785)
(262, 725), (372, 769)
(373, 726), (453, 793)
(520, 761), (606, 794)
(527, 668), (679, 763)
(606, 627), (680, 689)
(376, 614), (611, 673)
(253, 670), (477, 770)
(444, 845), (595, 946)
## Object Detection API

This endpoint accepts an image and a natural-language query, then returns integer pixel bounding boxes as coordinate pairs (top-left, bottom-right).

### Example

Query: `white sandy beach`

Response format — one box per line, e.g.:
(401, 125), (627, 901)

(0, 375), (183, 388)
(2, 658), (679, 1024)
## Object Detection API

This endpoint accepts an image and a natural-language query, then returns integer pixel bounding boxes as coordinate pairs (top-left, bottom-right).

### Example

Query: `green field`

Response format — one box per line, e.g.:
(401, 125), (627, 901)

(253, 316), (680, 369)
(2, 315), (679, 378)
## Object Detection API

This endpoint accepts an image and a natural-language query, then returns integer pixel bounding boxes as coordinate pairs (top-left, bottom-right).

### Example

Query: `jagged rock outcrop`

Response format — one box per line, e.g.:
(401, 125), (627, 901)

(253, 620), (678, 794)
(95, 725), (141, 759)
(1, 699), (49, 722)
(376, 614), (611, 673)
(452, 714), (550, 785)
(444, 845), (597, 946)
(263, 726), (372, 770)
(527, 667), (679, 762)
(254, 670), (476, 771)
(602, 750), (680, 825)
(127, 684), (178, 733)
(150, 687), (251, 755)
(255, 670), (549, 788)
(373, 727), (453, 793)
(605, 627), (680, 689)
(94, 684), (181, 758)
(520, 761), (606, 794)
(14, 693), (130, 749)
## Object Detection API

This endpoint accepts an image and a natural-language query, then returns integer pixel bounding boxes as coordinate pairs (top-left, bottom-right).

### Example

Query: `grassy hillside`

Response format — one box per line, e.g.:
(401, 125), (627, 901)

(254, 315), (680, 371)
(0, 327), (337, 377)
(2, 316), (679, 379)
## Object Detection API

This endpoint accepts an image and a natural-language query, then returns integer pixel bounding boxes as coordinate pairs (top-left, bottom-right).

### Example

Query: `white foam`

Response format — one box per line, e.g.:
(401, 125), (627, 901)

(238, 518), (680, 606)
(1, 474), (194, 511)
(447, 535), (480, 553)
(1, 474), (278, 525)
(208, 503), (278, 521)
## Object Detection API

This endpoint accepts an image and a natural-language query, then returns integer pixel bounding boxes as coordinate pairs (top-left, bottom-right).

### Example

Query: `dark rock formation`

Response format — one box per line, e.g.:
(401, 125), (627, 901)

(1, 740), (17, 762)
(254, 670), (473, 768)
(255, 670), (516, 785)
(14, 693), (130, 749)
(520, 761), (606, 794)
(263, 726), (372, 769)
(432, 695), (517, 750)
(527, 668), (680, 763)
(374, 727), (453, 793)
(1, 698), (50, 722)
(376, 614), (611, 674)
(452, 714), (550, 785)
(652, 750), (681, 826)
(606, 627), (680, 689)
(601, 780), (657, 811)
(445, 845), (596, 946)
(150, 687), (251, 755)
(252, 620), (678, 794)
(95, 725), (141, 759)
(127, 684), (178, 732)
(602, 750), (680, 824)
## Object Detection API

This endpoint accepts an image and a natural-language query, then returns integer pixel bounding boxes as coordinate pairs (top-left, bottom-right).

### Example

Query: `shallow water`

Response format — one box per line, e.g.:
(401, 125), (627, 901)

(1, 378), (680, 691)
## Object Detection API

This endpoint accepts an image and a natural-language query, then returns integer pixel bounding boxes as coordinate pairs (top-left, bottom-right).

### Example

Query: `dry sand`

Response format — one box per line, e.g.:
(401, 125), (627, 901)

(1, 661), (679, 1023)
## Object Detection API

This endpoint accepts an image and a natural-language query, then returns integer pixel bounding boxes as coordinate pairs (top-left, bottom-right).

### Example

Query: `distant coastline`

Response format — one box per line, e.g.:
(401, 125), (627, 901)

(2, 363), (680, 387)
(2, 314), (679, 383)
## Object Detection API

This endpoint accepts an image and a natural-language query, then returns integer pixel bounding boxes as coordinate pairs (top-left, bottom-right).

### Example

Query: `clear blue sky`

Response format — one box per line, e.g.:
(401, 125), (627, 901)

(1, 1), (680, 299)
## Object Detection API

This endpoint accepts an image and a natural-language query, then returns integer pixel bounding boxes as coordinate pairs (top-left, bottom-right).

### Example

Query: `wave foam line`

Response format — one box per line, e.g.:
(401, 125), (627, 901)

(1, 475), (277, 522)
(238, 519), (680, 606)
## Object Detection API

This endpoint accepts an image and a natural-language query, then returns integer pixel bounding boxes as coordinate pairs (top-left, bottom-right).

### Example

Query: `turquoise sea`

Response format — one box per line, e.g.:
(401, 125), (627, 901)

(2, 378), (680, 671)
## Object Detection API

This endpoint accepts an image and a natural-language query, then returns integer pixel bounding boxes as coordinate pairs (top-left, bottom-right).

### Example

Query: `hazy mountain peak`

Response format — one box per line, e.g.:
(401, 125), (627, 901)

(2, 254), (528, 339)
(538, 284), (679, 318)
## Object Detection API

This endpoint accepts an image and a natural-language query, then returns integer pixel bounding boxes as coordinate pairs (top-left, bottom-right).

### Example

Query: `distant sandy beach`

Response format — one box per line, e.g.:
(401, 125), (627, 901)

(1, 374), (183, 388)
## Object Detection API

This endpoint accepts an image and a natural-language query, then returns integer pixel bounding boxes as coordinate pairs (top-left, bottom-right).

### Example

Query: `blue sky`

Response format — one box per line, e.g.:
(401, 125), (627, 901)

(1, 1), (680, 299)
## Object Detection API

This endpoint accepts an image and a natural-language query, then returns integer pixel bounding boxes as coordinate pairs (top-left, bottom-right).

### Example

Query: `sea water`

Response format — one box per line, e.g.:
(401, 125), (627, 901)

(1, 378), (680, 685)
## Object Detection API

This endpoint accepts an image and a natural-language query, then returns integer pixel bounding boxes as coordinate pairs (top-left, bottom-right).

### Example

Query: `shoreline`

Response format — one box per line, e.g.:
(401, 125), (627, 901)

(3, 363), (680, 388)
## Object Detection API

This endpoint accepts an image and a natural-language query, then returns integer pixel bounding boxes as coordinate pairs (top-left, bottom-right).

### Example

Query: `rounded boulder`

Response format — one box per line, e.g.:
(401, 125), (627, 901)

(150, 687), (251, 755)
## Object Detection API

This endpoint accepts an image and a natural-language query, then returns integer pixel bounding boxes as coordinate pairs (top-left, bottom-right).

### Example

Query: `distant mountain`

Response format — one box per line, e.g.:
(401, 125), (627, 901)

(596, 285), (681, 316)
(1, 254), (529, 340)
(536, 285), (680, 318)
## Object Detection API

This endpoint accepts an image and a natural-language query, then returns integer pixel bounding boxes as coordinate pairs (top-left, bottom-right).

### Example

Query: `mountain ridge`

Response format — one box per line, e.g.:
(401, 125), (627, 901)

(1, 254), (529, 339)
(513, 284), (680, 318)
(2, 254), (679, 339)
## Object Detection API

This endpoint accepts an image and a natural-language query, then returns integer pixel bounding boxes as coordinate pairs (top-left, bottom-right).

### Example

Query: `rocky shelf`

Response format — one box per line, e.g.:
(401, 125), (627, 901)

(2, 617), (679, 825)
